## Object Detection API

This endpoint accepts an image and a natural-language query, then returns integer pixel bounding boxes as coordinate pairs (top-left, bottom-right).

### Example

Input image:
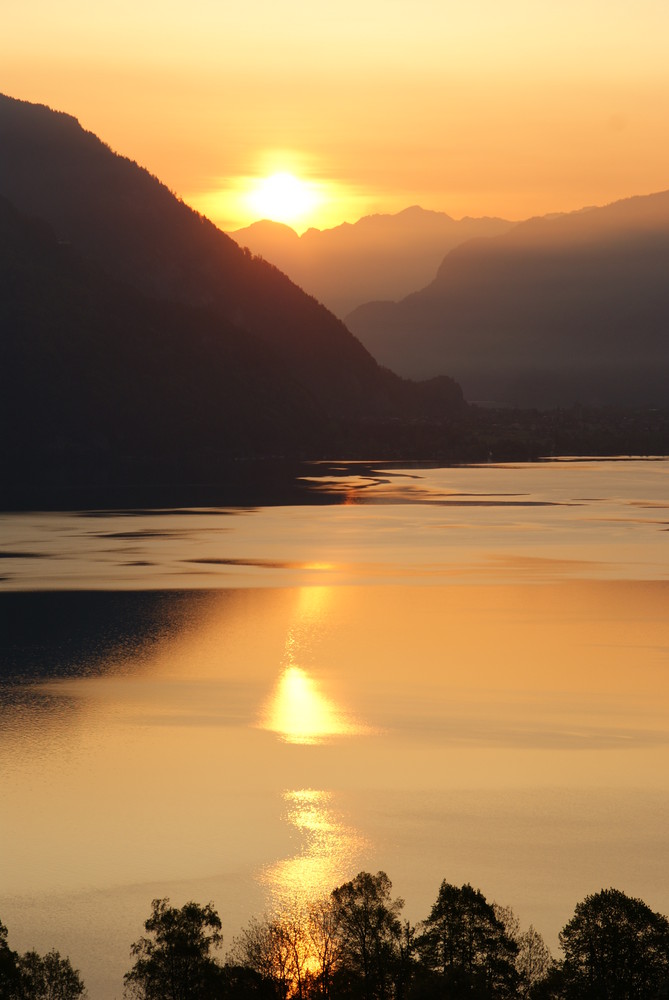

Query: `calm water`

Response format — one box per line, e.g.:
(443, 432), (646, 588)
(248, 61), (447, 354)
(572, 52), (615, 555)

(1, 460), (668, 999)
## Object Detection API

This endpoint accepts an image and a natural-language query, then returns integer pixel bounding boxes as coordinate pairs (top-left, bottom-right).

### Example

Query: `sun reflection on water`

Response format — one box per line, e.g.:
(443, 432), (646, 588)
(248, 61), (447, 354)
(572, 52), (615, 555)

(262, 789), (367, 909)
(257, 588), (370, 906)
(258, 586), (372, 744)
(259, 665), (367, 744)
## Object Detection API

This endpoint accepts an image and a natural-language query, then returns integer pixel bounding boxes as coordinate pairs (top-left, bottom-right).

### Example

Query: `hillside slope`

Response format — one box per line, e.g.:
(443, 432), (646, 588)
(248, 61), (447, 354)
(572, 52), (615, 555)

(0, 196), (332, 489)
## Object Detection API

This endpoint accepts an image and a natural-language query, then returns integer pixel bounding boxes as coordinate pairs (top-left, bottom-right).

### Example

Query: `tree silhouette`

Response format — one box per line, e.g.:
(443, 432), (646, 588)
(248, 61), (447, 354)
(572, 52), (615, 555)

(16, 949), (86, 1000)
(559, 888), (669, 1000)
(0, 919), (20, 999)
(494, 904), (554, 998)
(124, 898), (223, 1000)
(416, 882), (518, 998)
(0, 920), (87, 1000)
(516, 926), (554, 999)
(229, 911), (310, 1000)
(306, 897), (343, 1000)
(330, 871), (405, 1000)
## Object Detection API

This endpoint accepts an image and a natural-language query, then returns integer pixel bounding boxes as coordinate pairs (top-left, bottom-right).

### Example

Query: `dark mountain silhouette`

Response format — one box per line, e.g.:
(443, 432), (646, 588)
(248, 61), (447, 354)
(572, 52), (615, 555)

(347, 192), (669, 406)
(0, 194), (329, 489)
(0, 95), (464, 494)
(230, 207), (514, 317)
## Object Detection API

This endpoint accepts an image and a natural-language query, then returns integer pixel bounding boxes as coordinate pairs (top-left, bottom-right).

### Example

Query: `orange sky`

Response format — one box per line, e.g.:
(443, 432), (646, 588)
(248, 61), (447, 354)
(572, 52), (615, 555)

(4, 0), (669, 232)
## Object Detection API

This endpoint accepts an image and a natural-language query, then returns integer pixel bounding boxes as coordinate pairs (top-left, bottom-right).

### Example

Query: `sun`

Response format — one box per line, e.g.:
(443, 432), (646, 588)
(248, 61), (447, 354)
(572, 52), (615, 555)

(247, 171), (321, 228)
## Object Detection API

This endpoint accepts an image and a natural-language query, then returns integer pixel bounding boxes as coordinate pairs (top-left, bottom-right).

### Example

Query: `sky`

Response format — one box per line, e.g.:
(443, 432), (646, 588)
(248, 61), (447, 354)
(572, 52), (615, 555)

(4, 0), (669, 232)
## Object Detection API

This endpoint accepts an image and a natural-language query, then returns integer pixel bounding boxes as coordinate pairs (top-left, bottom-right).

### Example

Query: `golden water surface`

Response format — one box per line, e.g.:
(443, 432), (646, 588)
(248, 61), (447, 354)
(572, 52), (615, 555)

(0, 460), (667, 1000)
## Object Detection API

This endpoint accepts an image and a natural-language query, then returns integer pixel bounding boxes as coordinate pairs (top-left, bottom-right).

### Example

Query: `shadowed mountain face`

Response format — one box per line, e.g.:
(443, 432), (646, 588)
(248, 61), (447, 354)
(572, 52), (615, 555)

(347, 192), (669, 406)
(0, 194), (329, 488)
(230, 208), (514, 317)
(0, 95), (465, 494)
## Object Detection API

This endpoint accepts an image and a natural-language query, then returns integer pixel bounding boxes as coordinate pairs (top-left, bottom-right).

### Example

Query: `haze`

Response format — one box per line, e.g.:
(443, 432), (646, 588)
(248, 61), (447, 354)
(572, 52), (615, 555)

(4, 0), (669, 230)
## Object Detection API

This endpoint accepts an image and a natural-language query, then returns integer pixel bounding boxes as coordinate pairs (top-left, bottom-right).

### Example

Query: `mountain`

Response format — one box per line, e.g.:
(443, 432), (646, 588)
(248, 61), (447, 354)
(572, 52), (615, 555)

(346, 192), (669, 406)
(0, 194), (329, 489)
(230, 207), (514, 317)
(0, 95), (464, 493)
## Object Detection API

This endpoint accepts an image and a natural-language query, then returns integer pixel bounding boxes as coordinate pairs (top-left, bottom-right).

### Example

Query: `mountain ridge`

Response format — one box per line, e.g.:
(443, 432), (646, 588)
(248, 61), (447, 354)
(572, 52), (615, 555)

(0, 93), (465, 495)
(0, 94), (389, 418)
(230, 206), (515, 316)
(346, 188), (669, 407)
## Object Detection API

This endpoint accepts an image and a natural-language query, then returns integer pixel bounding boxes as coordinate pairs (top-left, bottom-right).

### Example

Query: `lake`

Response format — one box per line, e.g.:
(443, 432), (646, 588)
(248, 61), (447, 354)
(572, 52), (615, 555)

(1, 459), (668, 999)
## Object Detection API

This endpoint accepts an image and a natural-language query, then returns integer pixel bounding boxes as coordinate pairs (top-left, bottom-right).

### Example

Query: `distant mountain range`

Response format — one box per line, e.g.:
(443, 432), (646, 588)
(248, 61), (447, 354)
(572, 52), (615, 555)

(347, 192), (669, 406)
(0, 94), (463, 493)
(230, 209), (514, 317)
(2, 92), (666, 498)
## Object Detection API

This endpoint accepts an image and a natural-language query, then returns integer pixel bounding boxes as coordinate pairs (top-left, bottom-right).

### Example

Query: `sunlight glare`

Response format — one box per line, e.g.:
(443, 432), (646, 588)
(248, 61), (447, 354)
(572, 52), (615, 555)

(259, 586), (374, 743)
(259, 666), (361, 744)
(261, 789), (367, 907)
(247, 171), (322, 226)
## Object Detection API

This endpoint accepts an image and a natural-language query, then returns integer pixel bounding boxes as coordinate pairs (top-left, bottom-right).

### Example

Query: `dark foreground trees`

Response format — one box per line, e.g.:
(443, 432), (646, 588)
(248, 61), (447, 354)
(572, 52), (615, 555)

(0, 919), (20, 998)
(115, 883), (669, 1000)
(331, 871), (406, 1000)
(6, 880), (669, 999)
(228, 911), (311, 1000)
(15, 950), (86, 1000)
(514, 926), (554, 999)
(415, 882), (518, 999)
(229, 873), (407, 1000)
(0, 919), (86, 1000)
(559, 888), (669, 1000)
(231, 874), (535, 1000)
(120, 883), (669, 1000)
(493, 906), (554, 999)
(124, 898), (223, 1000)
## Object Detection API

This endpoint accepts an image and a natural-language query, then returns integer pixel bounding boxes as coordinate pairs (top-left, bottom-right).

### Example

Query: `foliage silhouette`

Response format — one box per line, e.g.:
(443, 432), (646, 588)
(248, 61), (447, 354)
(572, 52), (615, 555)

(216, 964), (275, 999)
(141, 882), (669, 1000)
(0, 920), (86, 1000)
(124, 898), (223, 1000)
(0, 919), (21, 998)
(494, 906), (553, 999)
(228, 912), (310, 1000)
(330, 871), (405, 1000)
(16, 949), (86, 1000)
(415, 882), (518, 999)
(230, 874), (407, 1000)
(8, 877), (669, 999)
(515, 927), (554, 999)
(306, 896), (343, 1000)
(559, 888), (669, 1000)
